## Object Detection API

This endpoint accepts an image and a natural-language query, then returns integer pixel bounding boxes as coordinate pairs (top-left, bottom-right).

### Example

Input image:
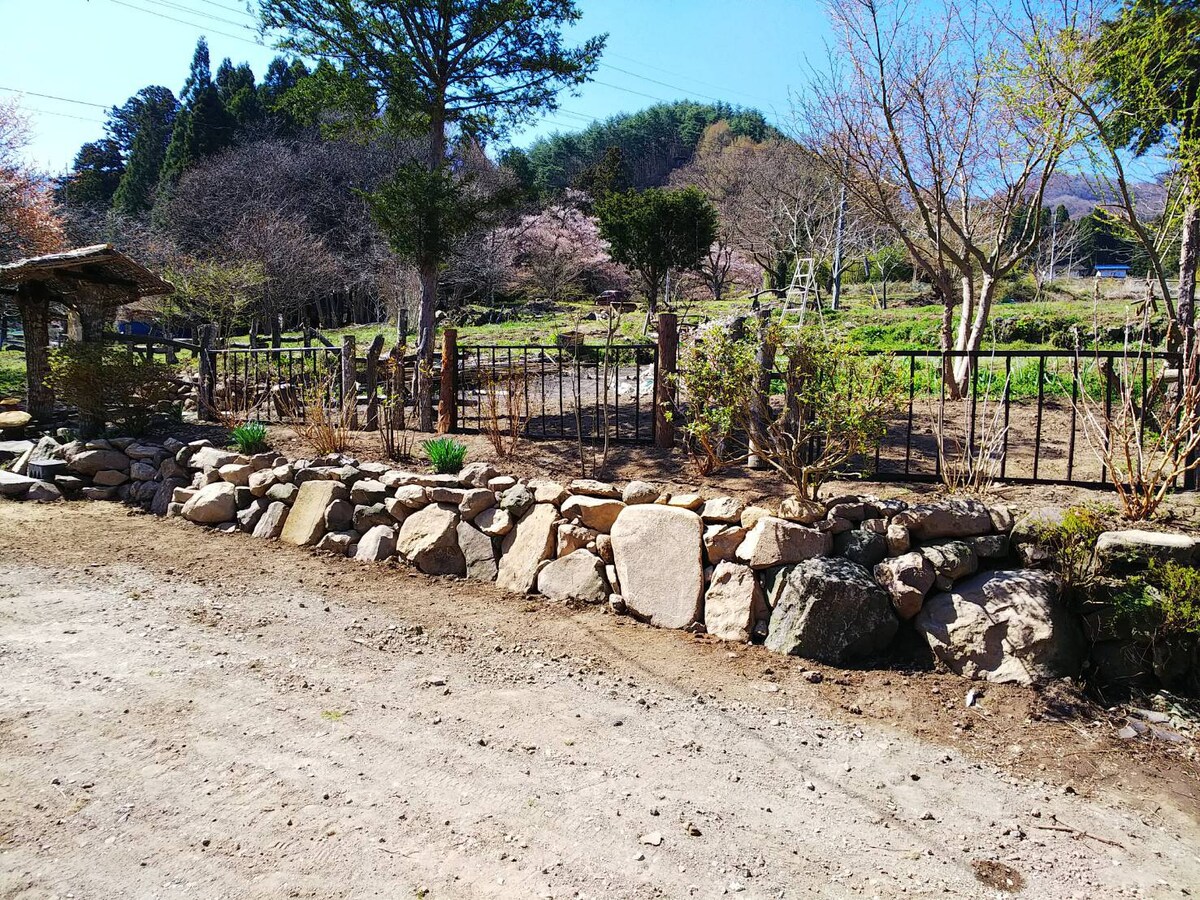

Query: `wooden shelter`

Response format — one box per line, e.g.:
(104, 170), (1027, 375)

(0, 245), (173, 419)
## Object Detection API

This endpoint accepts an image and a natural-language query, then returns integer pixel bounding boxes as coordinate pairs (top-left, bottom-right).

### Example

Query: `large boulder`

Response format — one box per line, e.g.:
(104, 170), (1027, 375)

(279, 480), (349, 546)
(893, 499), (992, 541)
(914, 569), (1081, 685)
(496, 503), (558, 593)
(181, 481), (238, 525)
(457, 521), (497, 581)
(611, 505), (704, 629)
(474, 506), (513, 538)
(874, 552), (936, 619)
(536, 549), (608, 603)
(834, 530), (888, 568)
(189, 446), (241, 471)
(68, 449), (130, 476)
(1095, 530), (1200, 572)
(396, 504), (464, 575)
(765, 558), (898, 663)
(736, 516), (831, 570)
(703, 562), (767, 642)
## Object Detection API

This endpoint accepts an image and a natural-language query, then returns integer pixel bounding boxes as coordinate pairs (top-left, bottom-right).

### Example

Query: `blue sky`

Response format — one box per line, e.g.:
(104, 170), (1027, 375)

(0, 0), (828, 174)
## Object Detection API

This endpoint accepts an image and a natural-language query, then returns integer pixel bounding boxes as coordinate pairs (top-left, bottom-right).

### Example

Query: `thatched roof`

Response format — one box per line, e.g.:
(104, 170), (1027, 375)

(0, 244), (173, 311)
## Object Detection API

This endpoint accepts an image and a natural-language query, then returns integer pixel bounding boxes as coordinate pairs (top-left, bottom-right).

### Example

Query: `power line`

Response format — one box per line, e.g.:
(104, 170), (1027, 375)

(600, 62), (725, 105)
(606, 51), (777, 107)
(140, 0), (259, 31)
(0, 86), (110, 110)
(26, 107), (107, 125)
(106, 0), (264, 47)
(189, 0), (258, 20)
(592, 79), (672, 104)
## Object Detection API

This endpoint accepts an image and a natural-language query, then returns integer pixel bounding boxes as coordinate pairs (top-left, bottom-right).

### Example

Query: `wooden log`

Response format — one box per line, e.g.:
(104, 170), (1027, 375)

(364, 333), (385, 432)
(197, 323), (218, 422)
(438, 329), (458, 434)
(341, 335), (358, 430)
(655, 313), (678, 450)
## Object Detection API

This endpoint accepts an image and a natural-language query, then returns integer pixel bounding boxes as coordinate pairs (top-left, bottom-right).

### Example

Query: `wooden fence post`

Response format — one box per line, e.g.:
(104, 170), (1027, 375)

(364, 333), (385, 432)
(655, 313), (678, 450)
(341, 334), (358, 430)
(746, 302), (774, 469)
(438, 328), (458, 434)
(197, 323), (217, 422)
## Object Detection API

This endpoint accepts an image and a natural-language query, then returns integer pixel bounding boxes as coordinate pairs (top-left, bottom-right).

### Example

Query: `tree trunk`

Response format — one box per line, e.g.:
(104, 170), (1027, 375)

(1177, 201), (1198, 372)
(950, 273), (996, 398)
(415, 258), (438, 431)
(830, 181), (847, 311)
(16, 286), (53, 421)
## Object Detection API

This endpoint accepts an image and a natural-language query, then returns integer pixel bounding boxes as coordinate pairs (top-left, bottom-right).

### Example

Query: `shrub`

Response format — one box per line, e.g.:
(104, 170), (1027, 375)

(1033, 505), (1106, 596)
(421, 436), (467, 474)
(48, 344), (178, 437)
(284, 372), (354, 456)
(670, 326), (759, 474)
(229, 421), (269, 454)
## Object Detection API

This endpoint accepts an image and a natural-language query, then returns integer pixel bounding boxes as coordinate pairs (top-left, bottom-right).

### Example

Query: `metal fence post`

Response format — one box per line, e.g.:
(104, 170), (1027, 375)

(197, 323), (217, 422)
(655, 313), (678, 450)
(438, 328), (458, 434)
(341, 334), (358, 430)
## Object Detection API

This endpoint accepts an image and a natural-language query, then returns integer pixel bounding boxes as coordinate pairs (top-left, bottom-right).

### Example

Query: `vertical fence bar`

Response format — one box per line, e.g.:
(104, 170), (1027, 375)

(1032, 356), (1047, 482)
(1000, 354), (1012, 479)
(198, 323), (217, 421)
(1067, 355), (1079, 483)
(903, 354), (916, 477)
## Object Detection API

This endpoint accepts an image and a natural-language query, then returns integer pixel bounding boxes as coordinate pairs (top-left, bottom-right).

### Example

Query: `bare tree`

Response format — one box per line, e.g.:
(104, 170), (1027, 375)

(799, 0), (1095, 394)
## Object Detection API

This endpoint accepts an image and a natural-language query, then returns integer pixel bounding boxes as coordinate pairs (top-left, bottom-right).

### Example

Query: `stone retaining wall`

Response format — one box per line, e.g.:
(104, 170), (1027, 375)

(4, 434), (1171, 689)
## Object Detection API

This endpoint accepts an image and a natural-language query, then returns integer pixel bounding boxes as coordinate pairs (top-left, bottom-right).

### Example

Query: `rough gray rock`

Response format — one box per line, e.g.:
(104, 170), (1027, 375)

(181, 482), (238, 525)
(252, 502), (290, 539)
(1095, 530), (1200, 572)
(396, 504), (464, 576)
(316, 531), (356, 556)
(834, 530), (888, 567)
(611, 505), (704, 629)
(918, 540), (979, 590)
(874, 552), (936, 619)
(893, 499), (993, 541)
(969, 534), (1011, 560)
(736, 516), (831, 569)
(24, 480), (62, 502)
(151, 477), (188, 516)
(622, 480), (659, 505)
(353, 503), (392, 533)
(499, 483), (535, 518)
(324, 498), (354, 532)
(458, 461), (498, 488)
(265, 482), (299, 505)
(496, 503), (558, 593)
(280, 481), (349, 546)
(536, 549), (608, 603)
(568, 478), (620, 498)
(560, 495), (625, 532)
(130, 460), (159, 482)
(456, 521), (497, 581)
(354, 524), (397, 562)
(68, 449), (131, 476)
(915, 569), (1080, 685)
(765, 558), (898, 663)
(703, 562), (767, 642)
(189, 446), (241, 470)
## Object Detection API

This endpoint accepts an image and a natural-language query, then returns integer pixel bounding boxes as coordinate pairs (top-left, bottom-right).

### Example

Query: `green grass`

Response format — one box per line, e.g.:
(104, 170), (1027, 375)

(0, 350), (25, 398)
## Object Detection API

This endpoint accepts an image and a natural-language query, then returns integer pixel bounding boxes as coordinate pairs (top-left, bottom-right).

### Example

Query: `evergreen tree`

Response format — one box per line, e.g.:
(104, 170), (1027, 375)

(57, 139), (125, 210)
(158, 38), (235, 188)
(110, 86), (179, 216)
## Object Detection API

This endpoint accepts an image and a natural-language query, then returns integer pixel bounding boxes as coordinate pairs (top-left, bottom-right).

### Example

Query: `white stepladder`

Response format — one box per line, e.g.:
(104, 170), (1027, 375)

(778, 256), (821, 328)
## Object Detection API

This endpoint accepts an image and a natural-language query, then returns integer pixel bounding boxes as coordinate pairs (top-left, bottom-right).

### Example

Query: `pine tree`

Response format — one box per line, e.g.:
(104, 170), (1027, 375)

(57, 139), (125, 210)
(158, 38), (234, 188)
(110, 86), (178, 216)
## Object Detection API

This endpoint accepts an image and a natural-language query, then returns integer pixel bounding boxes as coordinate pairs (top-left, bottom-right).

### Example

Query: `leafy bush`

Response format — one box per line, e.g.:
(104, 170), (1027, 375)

(670, 326), (759, 474)
(1033, 505), (1106, 595)
(48, 344), (178, 437)
(230, 421), (269, 454)
(421, 436), (467, 474)
(1111, 561), (1200, 640)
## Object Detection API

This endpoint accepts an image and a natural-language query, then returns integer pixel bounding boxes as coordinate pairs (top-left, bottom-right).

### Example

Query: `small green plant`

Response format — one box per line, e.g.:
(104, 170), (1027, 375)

(321, 709), (345, 721)
(1140, 561), (1200, 638)
(1034, 505), (1107, 596)
(229, 421), (269, 454)
(421, 436), (467, 474)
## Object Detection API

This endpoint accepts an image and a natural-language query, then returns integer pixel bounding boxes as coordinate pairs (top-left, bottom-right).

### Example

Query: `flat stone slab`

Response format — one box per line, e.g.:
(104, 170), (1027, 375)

(611, 505), (703, 629)
(1095, 530), (1200, 571)
(496, 503), (558, 594)
(0, 470), (37, 497)
(280, 480), (348, 546)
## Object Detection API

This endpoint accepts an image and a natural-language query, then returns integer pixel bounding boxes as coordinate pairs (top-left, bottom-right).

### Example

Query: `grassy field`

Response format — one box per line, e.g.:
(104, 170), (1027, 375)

(0, 350), (25, 398)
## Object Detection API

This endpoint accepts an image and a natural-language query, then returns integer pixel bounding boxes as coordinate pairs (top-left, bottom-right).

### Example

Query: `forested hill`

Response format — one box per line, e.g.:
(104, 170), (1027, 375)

(516, 101), (778, 194)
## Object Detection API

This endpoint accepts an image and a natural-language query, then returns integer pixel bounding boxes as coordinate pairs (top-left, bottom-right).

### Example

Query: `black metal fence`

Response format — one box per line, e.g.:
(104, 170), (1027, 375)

(205, 346), (343, 423)
(818, 348), (1184, 489)
(455, 343), (658, 444)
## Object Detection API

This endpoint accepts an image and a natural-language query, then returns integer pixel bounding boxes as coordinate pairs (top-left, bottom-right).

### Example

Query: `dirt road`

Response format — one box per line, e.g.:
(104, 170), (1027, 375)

(0, 502), (1197, 899)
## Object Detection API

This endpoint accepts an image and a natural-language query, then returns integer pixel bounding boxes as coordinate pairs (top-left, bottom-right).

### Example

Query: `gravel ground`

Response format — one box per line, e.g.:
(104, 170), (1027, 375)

(0, 501), (1197, 899)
